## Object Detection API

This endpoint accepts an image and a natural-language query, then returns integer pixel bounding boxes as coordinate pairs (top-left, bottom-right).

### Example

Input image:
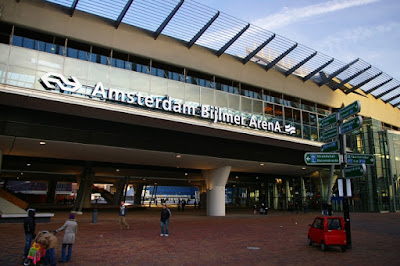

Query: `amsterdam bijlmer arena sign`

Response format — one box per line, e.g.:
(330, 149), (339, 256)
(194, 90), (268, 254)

(40, 73), (296, 135)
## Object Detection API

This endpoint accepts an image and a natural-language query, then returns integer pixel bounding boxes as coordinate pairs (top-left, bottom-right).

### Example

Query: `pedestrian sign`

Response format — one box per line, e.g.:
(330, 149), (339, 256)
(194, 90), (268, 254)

(346, 154), (375, 165)
(304, 152), (341, 165)
(339, 100), (361, 120)
(340, 116), (363, 135)
(344, 164), (366, 179)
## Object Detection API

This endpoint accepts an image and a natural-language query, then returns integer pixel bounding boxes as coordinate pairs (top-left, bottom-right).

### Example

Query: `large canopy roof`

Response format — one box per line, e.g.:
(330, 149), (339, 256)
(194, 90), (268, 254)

(44, 0), (400, 109)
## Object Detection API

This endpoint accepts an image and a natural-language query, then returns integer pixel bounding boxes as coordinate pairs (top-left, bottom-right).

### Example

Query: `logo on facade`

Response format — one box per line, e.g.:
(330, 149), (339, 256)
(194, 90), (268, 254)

(40, 73), (81, 92)
(39, 73), (296, 136)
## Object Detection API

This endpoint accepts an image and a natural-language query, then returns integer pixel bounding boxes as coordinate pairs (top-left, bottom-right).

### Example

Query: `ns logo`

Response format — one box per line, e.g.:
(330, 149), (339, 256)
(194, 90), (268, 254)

(40, 73), (81, 92)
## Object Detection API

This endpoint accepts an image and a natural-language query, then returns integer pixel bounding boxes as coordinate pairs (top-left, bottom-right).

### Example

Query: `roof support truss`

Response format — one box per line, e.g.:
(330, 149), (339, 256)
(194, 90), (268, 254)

(154, 0), (184, 40)
(188, 11), (220, 49)
(265, 43), (298, 71)
(285, 51), (317, 77)
(319, 58), (359, 87)
(383, 92), (400, 103)
(365, 78), (393, 94)
(217, 24), (250, 57)
(115, 0), (134, 29)
(302, 59), (334, 82)
(332, 65), (372, 90)
(242, 34), (276, 64)
(70, 0), (79, 17)
(375, 84), (400, 99)
(345, 71), (383, 94)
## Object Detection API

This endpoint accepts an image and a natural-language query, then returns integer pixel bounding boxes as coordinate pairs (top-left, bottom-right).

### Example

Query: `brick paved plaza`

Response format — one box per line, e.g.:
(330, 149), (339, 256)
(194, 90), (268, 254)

(1, 207), (399, 265)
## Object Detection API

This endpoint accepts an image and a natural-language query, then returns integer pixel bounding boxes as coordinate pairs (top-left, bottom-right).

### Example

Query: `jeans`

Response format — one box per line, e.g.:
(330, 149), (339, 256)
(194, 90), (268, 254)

(44, 248), (56, 266)
(61, 244), (73, 262)
(24, 233), (33, 258)
(161, 220), (169, 235)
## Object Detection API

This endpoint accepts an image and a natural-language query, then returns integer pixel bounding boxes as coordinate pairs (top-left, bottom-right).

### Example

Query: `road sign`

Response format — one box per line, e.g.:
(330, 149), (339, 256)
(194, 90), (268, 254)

(340, 116), (363, 135)
(320, 113), (338, 129)
(320, 127), (338, 142)
(339, 100), (361, 120)
(346, 154), (375, 165)
(344, 164), (366, 179)
(304, 152), (341, 165)
(321, 140), (339, 152)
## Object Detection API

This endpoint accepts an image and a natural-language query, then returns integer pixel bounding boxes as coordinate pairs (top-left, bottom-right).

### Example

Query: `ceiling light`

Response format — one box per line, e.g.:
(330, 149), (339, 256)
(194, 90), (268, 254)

(185, 173), (188, 176)
(256, 176), (259, 179)
(26, 163), (31, 167)
(176, 154), (182, 158)
(302, 167), (307, 170)
(236, 176), (239, 179)
(259, 163), (265, 166)
(39, 141), (46, 145)
(116, 169), (120, 172)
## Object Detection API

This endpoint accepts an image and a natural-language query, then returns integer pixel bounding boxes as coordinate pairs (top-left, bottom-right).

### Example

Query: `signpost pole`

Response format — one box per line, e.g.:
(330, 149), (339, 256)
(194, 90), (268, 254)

(339, 124), (352, 249)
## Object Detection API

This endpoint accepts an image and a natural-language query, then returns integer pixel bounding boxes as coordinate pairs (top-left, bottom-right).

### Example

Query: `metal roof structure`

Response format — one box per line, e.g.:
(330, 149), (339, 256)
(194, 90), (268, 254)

(44, 0), (400, 109)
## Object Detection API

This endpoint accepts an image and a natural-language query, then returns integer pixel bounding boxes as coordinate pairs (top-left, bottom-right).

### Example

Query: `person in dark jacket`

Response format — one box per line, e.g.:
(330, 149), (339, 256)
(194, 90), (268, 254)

(160, 203), (171, 236)
(119, 201), (129, 230)
(23, 209), (36, 259)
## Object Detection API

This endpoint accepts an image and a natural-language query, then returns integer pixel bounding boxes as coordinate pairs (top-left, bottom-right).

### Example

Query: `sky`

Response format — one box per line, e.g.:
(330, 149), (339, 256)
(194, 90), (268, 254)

(201, 0), (400, 82)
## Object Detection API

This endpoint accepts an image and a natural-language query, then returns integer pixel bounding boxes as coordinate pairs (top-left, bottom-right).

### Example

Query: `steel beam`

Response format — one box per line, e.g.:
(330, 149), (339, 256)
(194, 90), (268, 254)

(265, 43), (298, 71)
(70, 0), (79, 17)
(319, 58), (359, 86)
(375, 84), (400, 99)
(285, 51), (317, 77)
(345, 71), (382, 94)
(216, 24), (250, 57)
(188, 12), (220, 48)
(154, 0), (184, 40)
(115, 0), (134, 29)
(364, 78), (393, 94)
(242, 34), (275, 64)
(302, 59), (334, 82)
(332, 65), (371, 90)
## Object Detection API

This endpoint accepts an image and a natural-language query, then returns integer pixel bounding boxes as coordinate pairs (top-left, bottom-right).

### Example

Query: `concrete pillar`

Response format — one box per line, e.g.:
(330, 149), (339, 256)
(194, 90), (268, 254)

(113, 178), (127, 205)
(46, 179), (57, 204)
(202, 166), (231, 216)
(133, 183), (144, 205)
(273, 183), (278, 209)
(301, 177), (306, 203)
(285, 179), (291, 209)
(73, 167), (94, 212)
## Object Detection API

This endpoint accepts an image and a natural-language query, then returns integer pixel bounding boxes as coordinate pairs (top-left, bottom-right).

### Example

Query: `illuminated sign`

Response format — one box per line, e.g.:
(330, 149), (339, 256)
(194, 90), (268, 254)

(40, 73), (296, 135)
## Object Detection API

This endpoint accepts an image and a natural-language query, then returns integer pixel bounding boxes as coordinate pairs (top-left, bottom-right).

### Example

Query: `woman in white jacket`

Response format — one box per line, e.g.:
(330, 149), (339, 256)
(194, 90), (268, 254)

(55, 213), (78, 263)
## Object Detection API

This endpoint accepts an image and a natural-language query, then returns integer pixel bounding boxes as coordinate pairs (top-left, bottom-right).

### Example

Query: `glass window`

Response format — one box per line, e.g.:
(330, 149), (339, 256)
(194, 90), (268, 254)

(0, 22), (12, 44)
(310, 113), (318, 126)
(275, 105), (283, 119)
(284, 107), (293, 122)
(303, 125), (311, 140)
(200, 87), (214, 105)
(302, 111), (310, 124)
(293, 109), (301, 123)
(264, 103), (274, 116)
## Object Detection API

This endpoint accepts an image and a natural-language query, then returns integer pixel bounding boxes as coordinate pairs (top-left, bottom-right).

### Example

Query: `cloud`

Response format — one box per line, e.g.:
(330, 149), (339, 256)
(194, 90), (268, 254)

(252, 0), (380, 30)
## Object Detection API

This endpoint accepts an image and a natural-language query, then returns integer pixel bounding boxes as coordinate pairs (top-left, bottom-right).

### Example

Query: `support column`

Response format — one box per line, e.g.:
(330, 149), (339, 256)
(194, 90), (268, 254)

(202, 166), (231, 216)
(273, 183), (278, 209)
(113, 177), (127, 205)
(73, 167), (95, 212)
(46, 179), (57, 204)
(133, 183), (144, 205)
(285, 179), (291, 210)
(301, 177), (306, 204)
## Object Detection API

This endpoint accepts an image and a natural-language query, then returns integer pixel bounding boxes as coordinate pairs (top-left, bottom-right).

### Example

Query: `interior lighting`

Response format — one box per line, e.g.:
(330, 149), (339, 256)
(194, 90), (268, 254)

(236, 176), (239, 179)
(176, 154), (182, 158)
(26, 163), (31, 167)
(39, 141), (46, 145)
(185, 173), (188, 176)
(116, 169), (120, 172)
(256, 176), (259, 179)
(302, 167), (307, 170)
(259, 163), (265, 166)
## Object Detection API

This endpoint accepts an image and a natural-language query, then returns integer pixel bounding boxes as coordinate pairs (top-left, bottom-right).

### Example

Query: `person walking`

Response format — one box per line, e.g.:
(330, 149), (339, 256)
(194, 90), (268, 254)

(34, 230), (57, 266)
(160, 203), (171, 237)
(119, 201), (129, 230)
(55, 213), (78, 263)
(23, 209), (36, 259)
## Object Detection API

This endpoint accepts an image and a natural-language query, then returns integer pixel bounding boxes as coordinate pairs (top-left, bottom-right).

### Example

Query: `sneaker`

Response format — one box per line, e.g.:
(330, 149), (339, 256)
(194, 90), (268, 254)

(126, 226), (130, 230)
(160, 234), (164, 236)
(165, 234), (169, 237)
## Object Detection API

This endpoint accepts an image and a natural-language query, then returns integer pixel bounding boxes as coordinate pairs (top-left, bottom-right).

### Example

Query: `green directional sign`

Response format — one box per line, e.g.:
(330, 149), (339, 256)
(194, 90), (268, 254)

(339, 100), (361, 120)
(320, 113), (338, 129)
(304, 152), (341, 165)
(341, 116), (363, 135)
(346, 154), (375, 165)
(321, 140), (339, 152)
(344, 164), (366, 179)
(320, 127), (338, 142)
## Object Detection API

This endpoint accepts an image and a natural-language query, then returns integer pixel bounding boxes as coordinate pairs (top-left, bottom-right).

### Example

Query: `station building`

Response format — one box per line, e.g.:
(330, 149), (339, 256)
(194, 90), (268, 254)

(0, 0), (399, 216)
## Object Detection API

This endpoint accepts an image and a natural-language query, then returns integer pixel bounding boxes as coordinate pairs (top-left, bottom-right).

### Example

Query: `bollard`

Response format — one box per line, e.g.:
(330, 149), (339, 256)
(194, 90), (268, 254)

(92, 209), (98, 223)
